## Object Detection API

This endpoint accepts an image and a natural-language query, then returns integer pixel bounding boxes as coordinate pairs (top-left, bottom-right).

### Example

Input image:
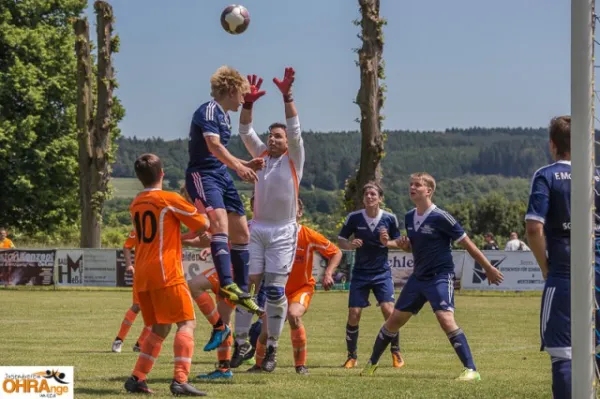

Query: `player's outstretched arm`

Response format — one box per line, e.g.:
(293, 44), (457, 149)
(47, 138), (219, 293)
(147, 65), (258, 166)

(239, 74), (268, 158)
(458, 236), (504, 285)
(274, 67), (304, 170)
(525, 221), (548, 279)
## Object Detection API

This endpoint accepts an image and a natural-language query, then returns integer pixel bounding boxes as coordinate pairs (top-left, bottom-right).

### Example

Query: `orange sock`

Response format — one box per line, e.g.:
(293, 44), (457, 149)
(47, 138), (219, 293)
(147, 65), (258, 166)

(194, 292), (221, 327)
(137, 326), (152, 346)
(132, 332), (164, 381)
(255, 341), (266, 368)
(217, 332), (233, 368)
(173, 330), (194, 383)
(291, 326), (307, 367)
(117, 309), (138, 340)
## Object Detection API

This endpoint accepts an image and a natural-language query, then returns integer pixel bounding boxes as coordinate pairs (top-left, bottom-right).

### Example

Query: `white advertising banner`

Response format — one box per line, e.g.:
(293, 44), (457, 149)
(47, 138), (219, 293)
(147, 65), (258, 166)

(83, 249), (117, 286)
(55, 250), (84, 286)
(461, 250), (544, 291)
(182, 250), (215, 282)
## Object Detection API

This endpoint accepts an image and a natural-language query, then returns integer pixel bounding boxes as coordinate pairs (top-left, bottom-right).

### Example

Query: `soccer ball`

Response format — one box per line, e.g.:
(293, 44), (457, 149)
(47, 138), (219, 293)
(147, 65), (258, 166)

(220, 4), (250, 35)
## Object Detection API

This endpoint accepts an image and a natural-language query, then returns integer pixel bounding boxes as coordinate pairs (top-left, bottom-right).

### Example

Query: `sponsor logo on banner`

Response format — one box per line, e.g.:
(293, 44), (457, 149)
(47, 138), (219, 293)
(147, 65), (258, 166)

(0, 250), (55, 286)
(83, 249), (116, 286)
(182, 250), (214, 282)
(461, 251), (544, 291)
(0, 366), (73, 398)
(56, 250), (84, 286)
(116, 249), (134, 287)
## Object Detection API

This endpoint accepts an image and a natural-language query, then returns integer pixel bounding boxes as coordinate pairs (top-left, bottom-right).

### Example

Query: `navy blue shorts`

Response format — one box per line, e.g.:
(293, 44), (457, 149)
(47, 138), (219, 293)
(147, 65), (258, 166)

(540, 276), (571, 359)
(348, 271), (395, 308)
(395, 273), (455, 314)
(185, 169), (245, 216)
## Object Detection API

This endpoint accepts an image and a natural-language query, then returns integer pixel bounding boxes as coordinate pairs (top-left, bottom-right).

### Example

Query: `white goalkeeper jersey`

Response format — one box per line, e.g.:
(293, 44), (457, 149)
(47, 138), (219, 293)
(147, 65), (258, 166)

(239, 116), (304, 225)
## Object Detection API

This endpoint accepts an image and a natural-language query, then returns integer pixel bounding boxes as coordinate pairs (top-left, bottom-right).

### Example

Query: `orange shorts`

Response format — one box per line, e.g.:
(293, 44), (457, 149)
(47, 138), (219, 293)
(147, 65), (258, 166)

(137, 283), (195, 325)
(287, 285), (314, 311)
(201, 268), (235, 309)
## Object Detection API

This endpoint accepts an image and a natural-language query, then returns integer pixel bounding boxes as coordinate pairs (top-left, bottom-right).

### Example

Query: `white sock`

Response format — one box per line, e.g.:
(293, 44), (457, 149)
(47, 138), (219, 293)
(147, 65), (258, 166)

(234, 307), (254, 345)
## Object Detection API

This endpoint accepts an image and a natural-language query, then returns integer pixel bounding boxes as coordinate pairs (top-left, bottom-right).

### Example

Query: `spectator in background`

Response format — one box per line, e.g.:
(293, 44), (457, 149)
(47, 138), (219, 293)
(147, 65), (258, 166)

(482, 233), (499, 250)
(504, 232), (530, 251)
(0, 227), (14, 248)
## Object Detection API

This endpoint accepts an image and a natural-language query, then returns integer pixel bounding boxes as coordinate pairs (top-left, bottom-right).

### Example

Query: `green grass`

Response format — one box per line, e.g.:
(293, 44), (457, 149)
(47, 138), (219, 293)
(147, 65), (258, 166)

(0, 290), (550, 398)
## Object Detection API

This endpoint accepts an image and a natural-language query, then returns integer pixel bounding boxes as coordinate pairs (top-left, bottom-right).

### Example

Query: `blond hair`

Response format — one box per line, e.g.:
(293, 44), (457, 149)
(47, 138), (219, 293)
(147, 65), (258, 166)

(410, 172), (436, 193)
(210, 66), (250, 99)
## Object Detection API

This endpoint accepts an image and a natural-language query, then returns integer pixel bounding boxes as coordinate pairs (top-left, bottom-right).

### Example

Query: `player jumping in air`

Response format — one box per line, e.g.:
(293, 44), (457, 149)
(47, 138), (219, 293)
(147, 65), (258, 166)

(337, 182), (405, 369)
(525, 116), (600, 398)
(185, 65), (264, 314)
(124, 154), (210, 396)
(234, 67), (305, 372)
(361, 172), (503, 380)
(241, 198), (342, 375)
(111, 231), (151, 353)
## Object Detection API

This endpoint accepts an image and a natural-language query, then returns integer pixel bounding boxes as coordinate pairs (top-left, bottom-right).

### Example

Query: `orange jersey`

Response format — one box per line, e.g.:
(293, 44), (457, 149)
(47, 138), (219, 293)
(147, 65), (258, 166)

(123, 230), (136, 249)
(286, 224), (340, 295)
(129, 189), (208, 292)
(0, 238), (14, 248)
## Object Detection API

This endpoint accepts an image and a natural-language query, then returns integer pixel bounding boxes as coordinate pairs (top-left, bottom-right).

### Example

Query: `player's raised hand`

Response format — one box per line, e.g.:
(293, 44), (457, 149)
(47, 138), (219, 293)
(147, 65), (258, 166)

(273, 67), (295, 96)
(486, 266), (504, 286)
(350, 238), (363, 249)
(243, 74), (266, 107)
(245, 157), (265, 171)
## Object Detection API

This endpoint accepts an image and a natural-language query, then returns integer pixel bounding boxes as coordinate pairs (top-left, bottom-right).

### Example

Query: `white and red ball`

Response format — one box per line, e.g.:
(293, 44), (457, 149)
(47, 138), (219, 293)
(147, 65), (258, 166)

(221, 4), (250, 35)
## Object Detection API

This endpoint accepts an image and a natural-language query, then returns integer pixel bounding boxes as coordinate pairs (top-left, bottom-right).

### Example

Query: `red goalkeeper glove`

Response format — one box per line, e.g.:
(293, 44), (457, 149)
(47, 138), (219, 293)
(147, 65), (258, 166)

(243, 74), (266, 109)
(273, 67), (295, 102)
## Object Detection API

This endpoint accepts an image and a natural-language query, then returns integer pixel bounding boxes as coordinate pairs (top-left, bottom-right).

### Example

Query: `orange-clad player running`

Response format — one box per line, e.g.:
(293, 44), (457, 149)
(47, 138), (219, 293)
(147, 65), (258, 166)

(124, 153), (210, 397)
(246, 199), (342, 375)
(111, 230), (152, 353)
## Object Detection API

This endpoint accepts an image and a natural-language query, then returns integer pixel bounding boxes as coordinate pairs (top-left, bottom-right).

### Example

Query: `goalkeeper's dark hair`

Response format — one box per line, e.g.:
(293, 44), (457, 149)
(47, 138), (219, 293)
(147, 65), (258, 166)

(268, 122), (287, 133)
(549, 115), (571, 157)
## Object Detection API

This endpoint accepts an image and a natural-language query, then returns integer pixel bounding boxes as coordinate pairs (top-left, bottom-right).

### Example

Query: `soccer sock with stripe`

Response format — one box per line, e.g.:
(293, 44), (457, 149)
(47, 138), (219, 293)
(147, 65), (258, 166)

(234, 307), (254, 345)
(255, 341), (266, 367)
(230, 244), (250, 292)
(217, 331), (233, 369)
(173, 330), (194, 383)
(210, 233), (233, 286)
(390, 331), (401, 353)
(551, 358), (571, 399)
(447, 328), (476, 370)
(369, 326), (397, 364)
(346, 323), (359, 356)
(132, 332), (164, 381)
(136, 326), (152, 346)
(291, 326), (307, 367)
(194, 292), (224, 328)
(117, 309), (138, 341)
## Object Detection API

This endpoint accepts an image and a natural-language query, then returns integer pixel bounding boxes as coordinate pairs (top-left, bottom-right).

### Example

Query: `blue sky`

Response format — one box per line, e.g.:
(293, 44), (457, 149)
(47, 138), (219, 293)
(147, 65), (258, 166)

(87, 0), (570, 139)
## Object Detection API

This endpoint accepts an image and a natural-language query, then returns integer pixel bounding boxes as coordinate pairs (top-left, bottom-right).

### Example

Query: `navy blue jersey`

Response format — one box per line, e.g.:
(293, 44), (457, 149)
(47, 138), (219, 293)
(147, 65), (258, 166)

(187, 100), (232, 172)
(338, 209), (401, 275)
(525, 160), (600, 278)
(405, 205), (466, 279)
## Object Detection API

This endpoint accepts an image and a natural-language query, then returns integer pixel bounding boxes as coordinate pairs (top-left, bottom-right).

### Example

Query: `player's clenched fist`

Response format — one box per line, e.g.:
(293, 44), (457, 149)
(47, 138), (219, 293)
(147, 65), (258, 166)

(349, 238), (363, 249)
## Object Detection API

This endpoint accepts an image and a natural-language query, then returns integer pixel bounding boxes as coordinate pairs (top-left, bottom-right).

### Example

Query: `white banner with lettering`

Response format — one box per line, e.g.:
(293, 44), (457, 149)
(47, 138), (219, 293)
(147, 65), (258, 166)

(461, 250), (544, 291)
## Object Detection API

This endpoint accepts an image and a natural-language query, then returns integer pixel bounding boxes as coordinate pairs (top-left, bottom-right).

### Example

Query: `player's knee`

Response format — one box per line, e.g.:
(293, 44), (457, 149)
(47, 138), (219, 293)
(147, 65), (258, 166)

(287, 311), (302, 329)
(265, 285), (286, 302)
(177, 319), (196, 332)
(348, 308), (362, 325)
(131, 304), (140, 313)
(435, 311), (458, 332)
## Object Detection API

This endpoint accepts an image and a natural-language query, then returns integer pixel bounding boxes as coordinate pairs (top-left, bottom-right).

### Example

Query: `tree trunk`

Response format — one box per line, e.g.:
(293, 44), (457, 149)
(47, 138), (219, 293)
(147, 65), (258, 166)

(75, 1), (114, 248)
(345, 0), (385, 211)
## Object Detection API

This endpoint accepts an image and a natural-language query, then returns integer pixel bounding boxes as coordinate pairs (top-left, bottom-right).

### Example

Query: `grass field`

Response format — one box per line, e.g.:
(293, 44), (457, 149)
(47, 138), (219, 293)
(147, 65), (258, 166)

(111, 177), (254, 199)
(0, 289), (550, 398)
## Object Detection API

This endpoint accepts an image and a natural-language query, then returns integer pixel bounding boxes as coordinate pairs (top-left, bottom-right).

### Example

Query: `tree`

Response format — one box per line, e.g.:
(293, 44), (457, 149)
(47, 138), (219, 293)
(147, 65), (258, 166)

(344, 0), (387, 211)
(0, 0), (87, 234)
(74, 1), (124, 247)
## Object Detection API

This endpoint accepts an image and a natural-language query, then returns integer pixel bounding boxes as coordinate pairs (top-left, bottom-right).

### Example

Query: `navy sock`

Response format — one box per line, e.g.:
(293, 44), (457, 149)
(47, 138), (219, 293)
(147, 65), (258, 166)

(210, 233), (233, 286)
(370, 326), (397, 364)
(551, 358), (571, 399)
(230, 244), (249, 292)
(346, 323), (359, 356)
(447, 328), (476, 370)
(390, 331), (400, 353)
(249, 319), (262, 350)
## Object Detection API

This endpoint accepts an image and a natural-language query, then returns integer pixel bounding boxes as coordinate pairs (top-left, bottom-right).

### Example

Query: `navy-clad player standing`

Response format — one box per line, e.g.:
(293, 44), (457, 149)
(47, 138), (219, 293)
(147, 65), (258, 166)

(361, 172), (503, 380)
(337, 182), (405, 369)
(525, 116), (600, 398)
(185, 66), (264, 314)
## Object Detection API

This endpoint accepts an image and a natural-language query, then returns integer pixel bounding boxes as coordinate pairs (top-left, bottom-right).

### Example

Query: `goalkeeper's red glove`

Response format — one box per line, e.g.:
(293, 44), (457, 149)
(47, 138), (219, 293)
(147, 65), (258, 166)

(243, 74), (266, 109)
(273, 67), (295, 102)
